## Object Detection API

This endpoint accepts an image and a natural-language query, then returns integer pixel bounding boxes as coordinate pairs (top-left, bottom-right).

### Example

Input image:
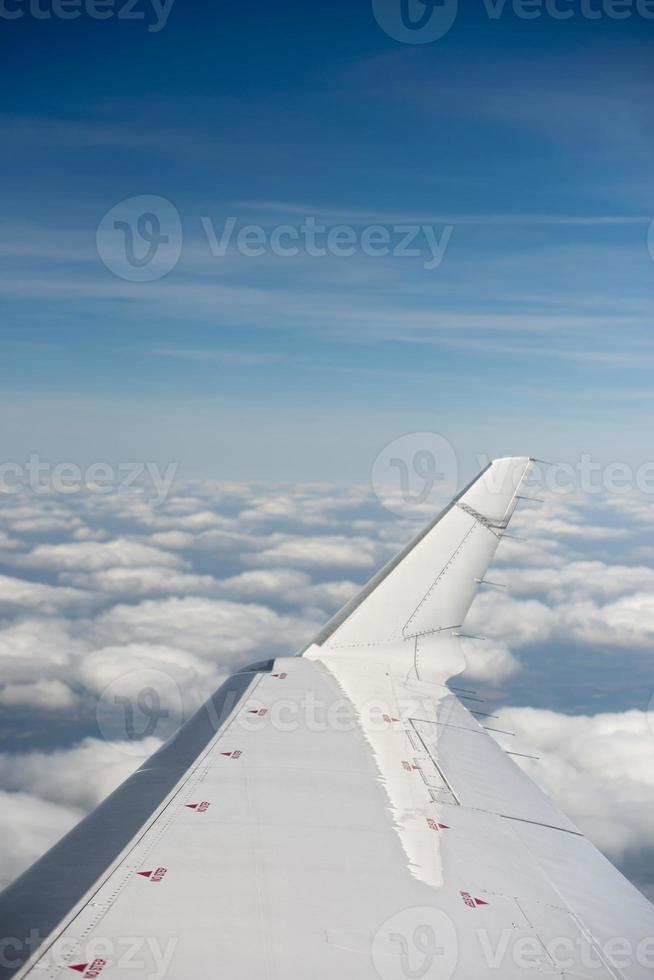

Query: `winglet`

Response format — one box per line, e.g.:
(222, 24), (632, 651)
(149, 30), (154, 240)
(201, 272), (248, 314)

(302, 457), (532, 652)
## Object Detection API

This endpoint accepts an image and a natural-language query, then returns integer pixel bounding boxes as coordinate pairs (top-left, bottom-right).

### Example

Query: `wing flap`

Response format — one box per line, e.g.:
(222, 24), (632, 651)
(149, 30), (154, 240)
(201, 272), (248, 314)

(409, 697), (579, 833)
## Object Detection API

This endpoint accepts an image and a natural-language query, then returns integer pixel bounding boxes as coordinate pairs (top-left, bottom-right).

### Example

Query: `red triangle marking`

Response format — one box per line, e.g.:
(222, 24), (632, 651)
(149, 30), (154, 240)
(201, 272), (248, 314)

(137, 871), (152, 878)
(475, 898), (488, 906)
(185, 803), (198, 809)
(221, 751), (233, 757)
(438, 824), (450, 830)
(69, 966), (87, 974)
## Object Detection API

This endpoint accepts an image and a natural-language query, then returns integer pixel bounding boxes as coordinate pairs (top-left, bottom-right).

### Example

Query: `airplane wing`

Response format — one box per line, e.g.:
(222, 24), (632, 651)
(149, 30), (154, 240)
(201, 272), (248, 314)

(1, 456), (653, 980)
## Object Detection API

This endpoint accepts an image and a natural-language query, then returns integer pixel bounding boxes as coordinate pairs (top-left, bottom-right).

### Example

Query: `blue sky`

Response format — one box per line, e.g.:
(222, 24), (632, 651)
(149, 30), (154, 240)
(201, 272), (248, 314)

(1, 1), (653, 481)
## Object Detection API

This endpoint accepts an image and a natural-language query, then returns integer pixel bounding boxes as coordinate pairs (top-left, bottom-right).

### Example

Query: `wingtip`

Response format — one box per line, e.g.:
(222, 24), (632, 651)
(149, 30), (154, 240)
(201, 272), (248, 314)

(488, 455), (533, 465)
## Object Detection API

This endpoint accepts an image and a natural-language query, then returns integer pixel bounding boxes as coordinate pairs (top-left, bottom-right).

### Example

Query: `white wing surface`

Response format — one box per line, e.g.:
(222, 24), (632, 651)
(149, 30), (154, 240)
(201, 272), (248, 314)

(1, 457), (652, 980)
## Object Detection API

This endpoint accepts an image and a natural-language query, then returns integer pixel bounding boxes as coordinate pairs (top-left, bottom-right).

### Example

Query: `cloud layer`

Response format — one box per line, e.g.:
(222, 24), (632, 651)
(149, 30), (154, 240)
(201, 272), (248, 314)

(0, 480), (653, 897)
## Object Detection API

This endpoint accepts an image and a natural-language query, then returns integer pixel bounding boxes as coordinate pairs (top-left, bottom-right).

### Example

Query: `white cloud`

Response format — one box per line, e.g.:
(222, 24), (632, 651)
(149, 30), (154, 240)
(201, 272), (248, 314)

(1, 481), (654, 897)
(496, 707), (654, 862)
(253, 533), (379, 569)
(60, 565), (219, 598)
(8, 515), (84, 534)
(0, 530), (23, 550)
(467, 592), (555, 647)
(0, 573), (90, 613)
(149, 530), (197, 549)
(0, 679), (76, 709)
(0, 792), (81, 891)
(521, 516), (629, 541)
(213, 568), (311, 600)
(505, 560), (654, 601)
(237, 488), (369, 527)
(213, 568), (358, 613)
(93, 596), (318, 663)
(79, 642), (218, 721)
(0, 738), (159, 887)
(559, 593), (654, 650)
(0, 737), (159, 812)
(461, 638), (521, 682)
(0, 618), (85, 686)
(23, 538), (184, 572)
